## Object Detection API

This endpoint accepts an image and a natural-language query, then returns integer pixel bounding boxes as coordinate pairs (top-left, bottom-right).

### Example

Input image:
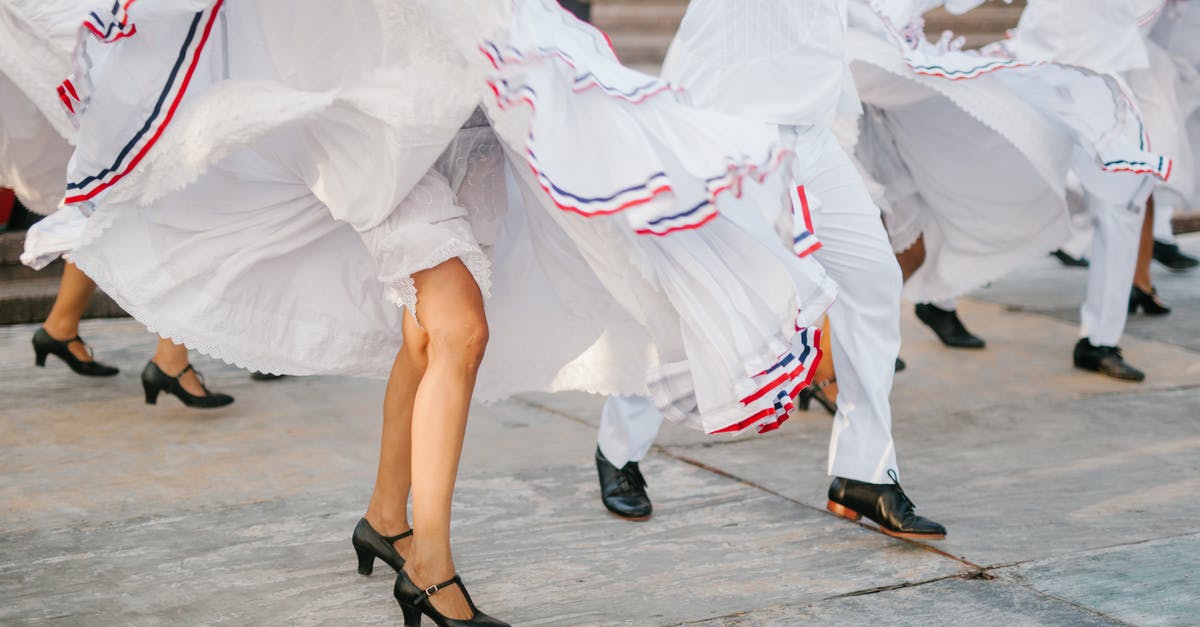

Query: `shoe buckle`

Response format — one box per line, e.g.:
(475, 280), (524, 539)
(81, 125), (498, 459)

(424, 583), (441, 597)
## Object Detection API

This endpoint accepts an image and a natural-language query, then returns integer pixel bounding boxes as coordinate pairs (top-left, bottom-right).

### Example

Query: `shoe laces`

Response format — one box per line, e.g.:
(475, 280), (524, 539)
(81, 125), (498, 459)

(618, 462), (648, 492)
(888, 469), (915, 511)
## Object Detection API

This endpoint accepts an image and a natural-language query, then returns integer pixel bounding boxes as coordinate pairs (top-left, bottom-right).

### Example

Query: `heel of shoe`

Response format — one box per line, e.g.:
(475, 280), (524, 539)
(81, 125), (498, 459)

(399, 602), (422, 627)
(354, 542), (375, 576)
(827, 500), (861, 522)
(143, 381), (160, 405)
(34, 349), (48, 367)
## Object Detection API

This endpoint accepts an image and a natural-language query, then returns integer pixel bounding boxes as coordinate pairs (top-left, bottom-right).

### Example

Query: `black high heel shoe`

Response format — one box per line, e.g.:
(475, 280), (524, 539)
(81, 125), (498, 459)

(141, 361), (234, 408)
(32, 328), (119, 377)
(394, 570), (509, 627)
(352, 518), (412, 575)
(796, 377), (837, 416)
(1128, 285), (1171, 316)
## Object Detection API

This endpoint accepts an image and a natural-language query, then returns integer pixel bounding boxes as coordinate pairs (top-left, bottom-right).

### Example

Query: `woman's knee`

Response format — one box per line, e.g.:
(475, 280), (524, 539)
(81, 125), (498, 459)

(424, 311), (489, 369)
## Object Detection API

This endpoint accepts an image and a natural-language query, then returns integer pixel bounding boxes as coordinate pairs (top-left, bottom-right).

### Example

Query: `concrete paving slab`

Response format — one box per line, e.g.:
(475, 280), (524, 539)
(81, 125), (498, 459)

(974, 233), (1200, 352)
(0, 461), (962, 626)
(1004, 534), (1200, 627)
(669, 387), (1200, 569)
(684, 576), (1122, 627)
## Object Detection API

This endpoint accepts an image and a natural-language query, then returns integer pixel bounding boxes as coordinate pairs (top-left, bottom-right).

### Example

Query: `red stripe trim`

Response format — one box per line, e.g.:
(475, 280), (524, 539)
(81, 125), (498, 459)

(796, 185), (815, 234)
(65, 1), (226, 205)
(797, 241), (822, 258)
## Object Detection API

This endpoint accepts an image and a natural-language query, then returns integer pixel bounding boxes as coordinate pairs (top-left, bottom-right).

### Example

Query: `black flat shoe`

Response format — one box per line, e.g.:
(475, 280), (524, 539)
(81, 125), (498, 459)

(827, 470), (946, 541)
(596, 447), (651, 520)
(895, 357), (906, 373)
(1073, 339), (1144, 382)
(1128, 285), (1171, 316)
(394, 569), (509, 627)
(914, 303), (986, 349)
(796, 377), (837, 416)
(32, 328), (119, 377)
(1152, 240), (1199, 272)
(1051, 249), (1090, 268)
(352, 518), (412, 575)
(249, 371), (287, 381)
(141, 361), (235, 408)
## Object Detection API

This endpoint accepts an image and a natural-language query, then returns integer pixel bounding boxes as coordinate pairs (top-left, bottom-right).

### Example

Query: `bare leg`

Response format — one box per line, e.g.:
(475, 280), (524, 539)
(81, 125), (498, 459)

(812, 315), (838, 402)
(403, 259), (488, 620)
(362, 312), (425, 556)
(42, 263), (98, 362)
(1133, 196), (1156, 293)
(895, 235), (926, 283)
(152, 338), (209, 397)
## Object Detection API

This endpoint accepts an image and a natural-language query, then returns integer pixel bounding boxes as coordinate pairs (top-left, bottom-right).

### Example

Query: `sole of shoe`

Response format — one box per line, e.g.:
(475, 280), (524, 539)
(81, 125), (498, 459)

(826, 500), (861, 522)
(605, 510), (652, 522)
(828, 501), (946, 541)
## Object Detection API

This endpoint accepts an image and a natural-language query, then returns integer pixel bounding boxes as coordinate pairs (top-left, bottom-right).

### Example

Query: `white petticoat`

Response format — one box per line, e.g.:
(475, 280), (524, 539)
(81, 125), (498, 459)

(27, 0), (838, 436)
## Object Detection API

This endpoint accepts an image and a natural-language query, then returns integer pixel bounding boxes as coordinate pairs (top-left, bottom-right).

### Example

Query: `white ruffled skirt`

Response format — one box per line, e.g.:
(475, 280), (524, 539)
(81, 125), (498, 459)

(0, 0), (77, 215)
(25, 0), (838, 435)
(841, 12), (1171, 302)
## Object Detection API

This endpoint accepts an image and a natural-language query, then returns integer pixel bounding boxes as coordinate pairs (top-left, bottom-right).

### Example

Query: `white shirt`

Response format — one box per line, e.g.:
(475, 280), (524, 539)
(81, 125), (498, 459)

(662, 0), (859, 126)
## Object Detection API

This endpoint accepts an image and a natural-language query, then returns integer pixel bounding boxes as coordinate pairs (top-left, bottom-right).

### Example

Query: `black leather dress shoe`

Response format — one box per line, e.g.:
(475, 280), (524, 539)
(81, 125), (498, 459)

(827, 471), (946, 540)
(1051, 249), (1090, 268)
(1073, 339), (1144, 382)
(914, 303), (986, 349)
(1153, 240), (1199, 272)
(596, 447), (652, 520)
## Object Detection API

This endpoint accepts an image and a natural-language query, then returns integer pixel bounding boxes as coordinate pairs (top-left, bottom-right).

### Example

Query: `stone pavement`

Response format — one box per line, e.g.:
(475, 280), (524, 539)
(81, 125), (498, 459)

(1, 235), (1198, 626)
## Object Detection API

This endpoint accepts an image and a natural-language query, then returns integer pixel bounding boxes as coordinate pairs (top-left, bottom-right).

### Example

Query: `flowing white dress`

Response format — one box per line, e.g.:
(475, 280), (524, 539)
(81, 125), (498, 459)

(0, 0), (76, 216)
(843, 0), (1171, 301)
(21, 0), (838, 436)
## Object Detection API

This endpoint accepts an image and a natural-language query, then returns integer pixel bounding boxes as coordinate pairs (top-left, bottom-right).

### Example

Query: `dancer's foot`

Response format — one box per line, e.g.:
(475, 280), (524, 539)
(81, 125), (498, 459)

(1152, 240), (1199, 272)
(1073, 339), (1145, 382)
(827, 471), (946, 540)
(596, 447), (652, 520)
(1051, 249), (1091, 267)
(796, 378), (837, 416)
(32, 327), (120, 377)
(914, 303), (986, 349)
(1128, 285), (1171, 316)
(399, 563), (485, 623)
(141, 361), (235, 407)
(353, 517), (413, 575)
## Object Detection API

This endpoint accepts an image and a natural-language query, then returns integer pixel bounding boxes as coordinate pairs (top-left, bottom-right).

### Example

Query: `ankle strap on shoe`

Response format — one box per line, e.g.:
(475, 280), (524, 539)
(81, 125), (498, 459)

(416, 575), (463, 605)
(383, 529), (413, 543)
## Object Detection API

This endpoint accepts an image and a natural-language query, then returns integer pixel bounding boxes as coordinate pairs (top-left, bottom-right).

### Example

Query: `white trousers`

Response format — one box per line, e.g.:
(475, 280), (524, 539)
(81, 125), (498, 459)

(802, 130), (903, 484)
(1073, 149), (1152, 347)
(1152, 190), (1177, 243)
(598, 395), (662, 467)
(597, 129), (904, 484)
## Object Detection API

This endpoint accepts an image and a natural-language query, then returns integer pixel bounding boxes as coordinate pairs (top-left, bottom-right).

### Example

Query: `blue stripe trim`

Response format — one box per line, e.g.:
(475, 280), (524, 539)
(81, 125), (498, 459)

(645, 199), (709, 227)
(67, 9), (205, 192)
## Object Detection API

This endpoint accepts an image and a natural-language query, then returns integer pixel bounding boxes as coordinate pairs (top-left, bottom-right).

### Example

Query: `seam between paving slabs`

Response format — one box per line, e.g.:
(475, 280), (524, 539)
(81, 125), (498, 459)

(516, 396), (984, 571)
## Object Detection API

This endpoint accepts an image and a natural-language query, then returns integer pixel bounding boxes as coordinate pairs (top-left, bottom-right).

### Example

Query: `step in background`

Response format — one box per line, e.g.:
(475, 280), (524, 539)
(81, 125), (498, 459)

(0, 231), (126, 326)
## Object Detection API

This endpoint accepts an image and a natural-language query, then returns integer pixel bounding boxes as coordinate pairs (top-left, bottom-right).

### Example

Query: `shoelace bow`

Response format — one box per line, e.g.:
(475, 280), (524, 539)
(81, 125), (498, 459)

(887, 469), (916, 512)
(618, 463), (648, 492)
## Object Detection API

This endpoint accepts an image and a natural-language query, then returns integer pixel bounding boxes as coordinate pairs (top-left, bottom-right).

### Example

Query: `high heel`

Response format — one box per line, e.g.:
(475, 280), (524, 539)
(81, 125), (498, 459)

(796, 378), (837, 416)
(31, 328), (120, 377)
(394, 569), (509, 627)
(140, 361), (234, 408)
(351, 518), (412, 575)
(1129, 285), (1171, 316)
